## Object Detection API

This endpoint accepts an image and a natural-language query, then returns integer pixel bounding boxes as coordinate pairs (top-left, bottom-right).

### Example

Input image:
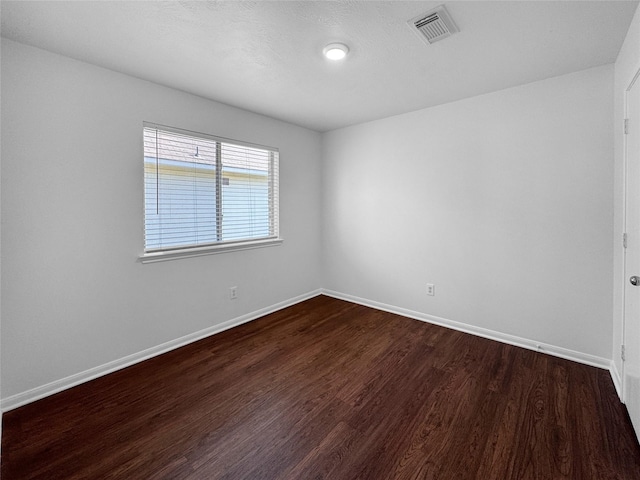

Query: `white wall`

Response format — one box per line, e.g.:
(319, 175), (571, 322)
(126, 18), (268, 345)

(322, 65), (614, 361)
(613, 4), (640, 392)
(0, 40), (322, 401)
(0, 37), (621, 407)
(0, 35), (3, 454)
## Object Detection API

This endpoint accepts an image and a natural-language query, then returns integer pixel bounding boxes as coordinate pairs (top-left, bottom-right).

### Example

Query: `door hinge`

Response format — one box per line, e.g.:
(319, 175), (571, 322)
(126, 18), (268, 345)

(623, 232), (628, 249)
(625, 118), (630, 135)
(622, 344), (626, 362)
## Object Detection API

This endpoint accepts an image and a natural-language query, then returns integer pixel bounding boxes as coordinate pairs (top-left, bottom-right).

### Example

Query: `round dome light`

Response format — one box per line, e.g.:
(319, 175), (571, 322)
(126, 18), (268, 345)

(323, 43), (349, 60)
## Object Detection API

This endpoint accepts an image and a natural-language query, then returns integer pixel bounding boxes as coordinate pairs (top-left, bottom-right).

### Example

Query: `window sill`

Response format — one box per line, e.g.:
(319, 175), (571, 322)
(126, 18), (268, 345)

(139, 238), (283, 264)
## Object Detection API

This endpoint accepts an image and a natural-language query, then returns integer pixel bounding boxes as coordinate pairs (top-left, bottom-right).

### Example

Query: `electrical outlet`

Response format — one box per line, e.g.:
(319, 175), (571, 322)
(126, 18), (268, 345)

(426, 284), (435, 296)
(229, 286), (238, 300)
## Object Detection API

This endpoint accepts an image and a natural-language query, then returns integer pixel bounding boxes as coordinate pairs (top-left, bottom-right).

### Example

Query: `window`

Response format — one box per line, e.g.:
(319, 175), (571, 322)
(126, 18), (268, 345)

(142, 123), (280, 261)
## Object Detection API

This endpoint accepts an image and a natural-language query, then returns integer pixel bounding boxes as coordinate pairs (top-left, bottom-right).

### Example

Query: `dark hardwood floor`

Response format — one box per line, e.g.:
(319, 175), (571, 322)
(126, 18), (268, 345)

(3, 295), (640, 479)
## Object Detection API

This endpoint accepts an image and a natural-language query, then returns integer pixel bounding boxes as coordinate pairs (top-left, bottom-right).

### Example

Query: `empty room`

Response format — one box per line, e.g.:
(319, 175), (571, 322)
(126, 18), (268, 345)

(2, 0), (640, 478)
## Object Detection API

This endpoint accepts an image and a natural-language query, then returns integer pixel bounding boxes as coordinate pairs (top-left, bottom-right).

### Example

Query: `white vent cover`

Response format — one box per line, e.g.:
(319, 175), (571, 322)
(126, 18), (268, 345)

(408, 5), (458, 45)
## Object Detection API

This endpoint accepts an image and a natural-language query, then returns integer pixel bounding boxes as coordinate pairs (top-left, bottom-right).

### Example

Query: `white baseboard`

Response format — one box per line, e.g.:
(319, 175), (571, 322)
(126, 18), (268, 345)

(2, 289), (618, 411)
(1, 289), (322, 412)
(322, 289), (612, 371)
(610, 360), (623, 400)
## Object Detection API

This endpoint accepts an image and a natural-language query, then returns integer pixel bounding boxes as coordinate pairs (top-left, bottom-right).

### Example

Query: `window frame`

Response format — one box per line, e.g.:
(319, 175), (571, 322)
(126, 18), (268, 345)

(139, 122), (282, 263)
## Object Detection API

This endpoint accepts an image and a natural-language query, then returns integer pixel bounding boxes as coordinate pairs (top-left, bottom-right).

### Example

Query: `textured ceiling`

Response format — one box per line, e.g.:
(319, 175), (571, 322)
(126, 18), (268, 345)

(1, 1), (638, 132)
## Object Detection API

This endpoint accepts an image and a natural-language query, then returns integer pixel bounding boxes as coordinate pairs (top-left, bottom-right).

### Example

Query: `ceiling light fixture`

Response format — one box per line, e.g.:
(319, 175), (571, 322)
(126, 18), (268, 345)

(323, 43), (349, 60)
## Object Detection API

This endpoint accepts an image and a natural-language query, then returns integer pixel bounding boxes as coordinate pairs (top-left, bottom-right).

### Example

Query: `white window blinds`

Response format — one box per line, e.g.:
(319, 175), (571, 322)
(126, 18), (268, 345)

(143, 124), (279, 253)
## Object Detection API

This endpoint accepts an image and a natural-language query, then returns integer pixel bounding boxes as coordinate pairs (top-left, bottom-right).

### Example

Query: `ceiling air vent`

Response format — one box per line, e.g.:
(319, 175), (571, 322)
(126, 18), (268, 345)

(408, 5), (458, 45)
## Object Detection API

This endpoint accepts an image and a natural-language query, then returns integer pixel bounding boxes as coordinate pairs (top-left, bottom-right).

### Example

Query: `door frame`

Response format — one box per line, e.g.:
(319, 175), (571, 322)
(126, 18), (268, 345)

(621, 65), (640, 402)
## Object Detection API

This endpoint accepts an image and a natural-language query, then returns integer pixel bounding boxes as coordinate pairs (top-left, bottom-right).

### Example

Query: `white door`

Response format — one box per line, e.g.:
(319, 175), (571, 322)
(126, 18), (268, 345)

(623, 68), (640, 440)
